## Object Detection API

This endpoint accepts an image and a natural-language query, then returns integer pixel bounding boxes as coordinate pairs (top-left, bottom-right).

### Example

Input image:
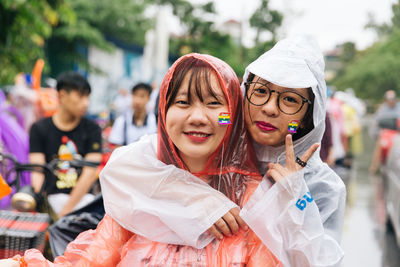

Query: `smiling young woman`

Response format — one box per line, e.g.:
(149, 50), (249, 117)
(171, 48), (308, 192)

(244, 74), (314, 147)
(97, 37), (345, 267)
(164, 59), (230, 174)
(7, 53), (282, 266)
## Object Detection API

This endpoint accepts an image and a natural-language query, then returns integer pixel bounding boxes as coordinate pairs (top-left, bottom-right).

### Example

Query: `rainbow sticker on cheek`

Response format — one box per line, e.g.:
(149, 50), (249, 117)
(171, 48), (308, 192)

(218, 112), (231, 125)
(288, 120), (300, 133)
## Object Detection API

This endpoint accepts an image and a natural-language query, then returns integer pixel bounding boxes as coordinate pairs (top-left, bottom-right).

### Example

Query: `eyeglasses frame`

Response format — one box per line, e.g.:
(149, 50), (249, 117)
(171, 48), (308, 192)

(244, 81), (312, 115)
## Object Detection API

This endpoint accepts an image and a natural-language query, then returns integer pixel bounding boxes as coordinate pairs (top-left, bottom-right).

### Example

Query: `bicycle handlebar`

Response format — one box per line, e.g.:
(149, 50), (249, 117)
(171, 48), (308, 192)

(0, 152), (101, 188)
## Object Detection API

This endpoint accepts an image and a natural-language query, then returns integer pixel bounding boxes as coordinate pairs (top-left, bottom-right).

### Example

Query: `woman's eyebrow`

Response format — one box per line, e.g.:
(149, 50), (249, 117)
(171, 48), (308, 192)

(254, 77), (270, 85)
(212, 92), (224, 98)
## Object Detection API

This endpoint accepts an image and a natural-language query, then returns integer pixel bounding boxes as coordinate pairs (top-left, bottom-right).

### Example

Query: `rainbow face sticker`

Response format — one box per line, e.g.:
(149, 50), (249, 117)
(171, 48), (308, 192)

(288, 120), (299, 133)
(218, 112), (231, 125)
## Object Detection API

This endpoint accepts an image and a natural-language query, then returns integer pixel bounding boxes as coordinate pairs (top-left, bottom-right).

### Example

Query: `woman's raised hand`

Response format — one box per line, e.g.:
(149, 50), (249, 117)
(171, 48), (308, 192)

(267, 134), (319, 182)
(207, 207), (248, 239)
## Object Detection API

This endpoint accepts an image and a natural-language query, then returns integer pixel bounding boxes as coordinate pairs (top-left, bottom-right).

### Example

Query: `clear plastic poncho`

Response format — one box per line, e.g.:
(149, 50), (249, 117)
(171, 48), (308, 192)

(100, 53), (281, 265)
(101, 37), (346, 267)
(239, 35), (346, 267)
(18, 53), (282, 266)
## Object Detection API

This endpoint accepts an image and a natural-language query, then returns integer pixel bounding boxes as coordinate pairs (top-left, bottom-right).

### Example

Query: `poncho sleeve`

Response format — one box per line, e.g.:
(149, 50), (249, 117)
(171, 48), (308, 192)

(20, 214), (132, 266)
(240, 165), (346, 267)
(100, 134), (237, 249)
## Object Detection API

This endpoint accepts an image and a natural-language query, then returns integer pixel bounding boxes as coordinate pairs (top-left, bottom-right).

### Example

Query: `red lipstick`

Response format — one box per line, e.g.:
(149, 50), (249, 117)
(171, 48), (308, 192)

(184, 132), (211, 143)
(256, 122), (277, 132)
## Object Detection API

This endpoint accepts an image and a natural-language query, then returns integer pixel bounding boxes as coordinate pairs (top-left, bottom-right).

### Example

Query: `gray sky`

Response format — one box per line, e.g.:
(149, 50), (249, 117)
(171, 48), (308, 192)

(212, 0), (397, 52)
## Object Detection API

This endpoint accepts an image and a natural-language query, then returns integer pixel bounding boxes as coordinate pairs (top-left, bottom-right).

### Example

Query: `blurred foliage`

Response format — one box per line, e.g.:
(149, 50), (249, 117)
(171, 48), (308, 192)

(332, 0), (400, 102)
(46, 0), (152, 77)
(159, 0), (282, 77)
(1, 0), (282, 84)
(0, 0), (152, 83)
(250, 0), (282, 44)
(0, 0), (69, 84)
(333, 31), (400, 101)
(156, 0), (242, 73)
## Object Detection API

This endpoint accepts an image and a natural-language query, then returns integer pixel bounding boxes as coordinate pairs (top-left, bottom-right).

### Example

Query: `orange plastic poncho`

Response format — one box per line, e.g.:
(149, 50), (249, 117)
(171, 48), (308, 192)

(20, 53), (281, 266)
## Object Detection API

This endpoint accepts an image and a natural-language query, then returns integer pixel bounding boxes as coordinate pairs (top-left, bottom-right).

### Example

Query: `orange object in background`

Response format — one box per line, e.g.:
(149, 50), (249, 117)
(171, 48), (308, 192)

(37, 88), (58, 117)
(31, 59), (45, 91)
(32, 59), (59, 117)
(0, 174), (12, 199)
(378, 129), (398, 164)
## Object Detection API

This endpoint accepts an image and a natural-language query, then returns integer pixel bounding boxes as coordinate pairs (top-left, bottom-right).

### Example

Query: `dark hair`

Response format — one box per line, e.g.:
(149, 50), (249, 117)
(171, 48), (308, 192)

(292, 87), (314, 140)
(166, 57), (221, 112)
(56, 71), (91, 94)
(245, 73), (314, 141)
(132, 82), (152, 95)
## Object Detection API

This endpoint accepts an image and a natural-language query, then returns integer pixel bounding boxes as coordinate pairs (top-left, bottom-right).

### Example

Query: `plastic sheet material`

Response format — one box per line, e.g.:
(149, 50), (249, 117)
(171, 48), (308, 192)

(101, 53), (261, 249)
(23, 204), (281, 266)
(49, 194), (105, 258)
(101, 37), (346, 267)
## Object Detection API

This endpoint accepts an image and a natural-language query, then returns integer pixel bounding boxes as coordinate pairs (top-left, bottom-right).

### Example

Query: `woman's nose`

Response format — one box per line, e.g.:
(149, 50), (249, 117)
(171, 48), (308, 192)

(261, 94), (280, 116)
(187, 104), (208, 124)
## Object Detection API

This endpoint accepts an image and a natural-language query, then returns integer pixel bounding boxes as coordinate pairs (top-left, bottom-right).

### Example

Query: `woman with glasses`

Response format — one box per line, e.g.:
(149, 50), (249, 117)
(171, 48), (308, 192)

(236, 36), (346, 266)
(99, 36), (346, 267)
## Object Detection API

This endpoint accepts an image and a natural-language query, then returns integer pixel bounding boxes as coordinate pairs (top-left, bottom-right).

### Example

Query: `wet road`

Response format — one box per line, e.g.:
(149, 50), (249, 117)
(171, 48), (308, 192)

(341, 122), (400, 267)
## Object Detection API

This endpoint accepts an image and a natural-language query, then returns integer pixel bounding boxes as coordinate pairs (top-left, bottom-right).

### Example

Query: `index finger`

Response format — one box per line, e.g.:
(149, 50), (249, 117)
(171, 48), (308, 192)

(285, 134), (296, 171)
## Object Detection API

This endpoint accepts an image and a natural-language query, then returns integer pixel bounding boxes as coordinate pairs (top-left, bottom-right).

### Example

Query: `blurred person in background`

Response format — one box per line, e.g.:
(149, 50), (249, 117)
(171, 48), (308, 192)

(369, 90), (400, 174)
(29, 71), (102, 218)
(146, 80), (160, 114)
(109, 87), (131, 121)
(333, 91), (364, 170)
(326, 90), (347, 167)
(320, 112), (334, 166)
(108, 82), (157, 146)
(369, 89), (400, 139)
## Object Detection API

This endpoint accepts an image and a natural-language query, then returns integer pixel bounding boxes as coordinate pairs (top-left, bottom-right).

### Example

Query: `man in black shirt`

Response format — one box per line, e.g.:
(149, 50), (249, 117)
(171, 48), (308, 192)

(29, 71), (102, 218)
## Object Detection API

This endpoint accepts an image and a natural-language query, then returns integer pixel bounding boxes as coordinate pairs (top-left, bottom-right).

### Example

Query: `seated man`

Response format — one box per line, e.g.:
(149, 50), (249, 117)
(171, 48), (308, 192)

(108, 83), (157, 146)
(29, 71), (102, 218)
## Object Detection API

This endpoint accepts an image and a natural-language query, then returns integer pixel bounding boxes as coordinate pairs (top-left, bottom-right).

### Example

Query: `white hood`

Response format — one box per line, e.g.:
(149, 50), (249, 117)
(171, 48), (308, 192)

(242, 35), (327, 169)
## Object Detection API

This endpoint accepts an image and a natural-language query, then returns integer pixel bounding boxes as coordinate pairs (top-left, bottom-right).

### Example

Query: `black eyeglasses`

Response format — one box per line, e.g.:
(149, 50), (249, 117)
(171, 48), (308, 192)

(244, 81), (312, 115)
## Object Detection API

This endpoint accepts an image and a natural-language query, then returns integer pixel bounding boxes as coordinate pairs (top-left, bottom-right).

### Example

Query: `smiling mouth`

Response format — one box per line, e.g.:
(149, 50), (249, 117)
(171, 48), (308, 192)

(184, 131), (212, 142)
(185, 131), (211, 137)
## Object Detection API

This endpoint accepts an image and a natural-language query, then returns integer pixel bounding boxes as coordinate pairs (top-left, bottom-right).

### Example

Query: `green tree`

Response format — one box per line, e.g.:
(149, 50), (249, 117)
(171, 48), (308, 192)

(0, 0), (71, 84)
(333, 31), (400, 101)
(156, 0), (282, 77)
(340, 42), (357, 64)
(155, 1), (242, 73)
(333, 0), (400, 102)
(249, 0), (282, 45)
(365, 0), (400, 37)
(244, 0), (283, 75)
(46, 0), (152, 77)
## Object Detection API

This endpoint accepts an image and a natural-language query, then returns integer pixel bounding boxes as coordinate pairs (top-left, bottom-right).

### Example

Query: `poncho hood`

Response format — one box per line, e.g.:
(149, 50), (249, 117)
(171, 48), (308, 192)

(242, 35), (327, 170)
(158, 53), (261, 204)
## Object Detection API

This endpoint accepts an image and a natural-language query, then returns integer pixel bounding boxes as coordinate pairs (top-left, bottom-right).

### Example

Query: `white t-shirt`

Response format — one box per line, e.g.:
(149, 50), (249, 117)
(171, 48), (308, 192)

(108, 109), (157, 145)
